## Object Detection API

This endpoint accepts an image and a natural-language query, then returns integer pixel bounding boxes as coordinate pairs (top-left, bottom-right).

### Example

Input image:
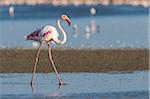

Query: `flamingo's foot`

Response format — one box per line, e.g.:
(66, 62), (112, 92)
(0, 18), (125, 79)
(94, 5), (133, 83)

(30, 81), (34, 86)
(59, 80), (63, 86)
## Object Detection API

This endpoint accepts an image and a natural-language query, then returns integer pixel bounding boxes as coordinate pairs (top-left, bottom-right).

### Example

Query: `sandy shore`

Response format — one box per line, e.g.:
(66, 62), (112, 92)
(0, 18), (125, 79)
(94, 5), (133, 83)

(0, 48), (149, 73)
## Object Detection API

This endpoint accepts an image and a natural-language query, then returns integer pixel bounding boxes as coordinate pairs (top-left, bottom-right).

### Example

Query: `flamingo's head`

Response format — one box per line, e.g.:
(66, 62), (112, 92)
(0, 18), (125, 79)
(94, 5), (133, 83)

(60, 15), (71, 26)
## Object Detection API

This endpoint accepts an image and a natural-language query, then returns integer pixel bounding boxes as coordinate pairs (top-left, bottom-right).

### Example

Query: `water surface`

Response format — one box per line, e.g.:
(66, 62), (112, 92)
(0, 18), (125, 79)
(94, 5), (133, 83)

(0, 15), (149, 48)
(0, 71), (149, 98)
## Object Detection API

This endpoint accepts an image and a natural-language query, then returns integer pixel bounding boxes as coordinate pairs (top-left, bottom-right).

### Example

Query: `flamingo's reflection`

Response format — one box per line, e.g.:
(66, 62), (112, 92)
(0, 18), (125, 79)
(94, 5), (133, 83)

(31, 83), (62, 96)
(49, 84), (62, 96)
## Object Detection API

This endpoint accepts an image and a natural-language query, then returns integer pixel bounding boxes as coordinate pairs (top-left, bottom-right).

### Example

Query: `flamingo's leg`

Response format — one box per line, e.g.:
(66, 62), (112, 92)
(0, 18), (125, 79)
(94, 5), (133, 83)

(47, 43), (62, 86)
(31, 42), (42, 85)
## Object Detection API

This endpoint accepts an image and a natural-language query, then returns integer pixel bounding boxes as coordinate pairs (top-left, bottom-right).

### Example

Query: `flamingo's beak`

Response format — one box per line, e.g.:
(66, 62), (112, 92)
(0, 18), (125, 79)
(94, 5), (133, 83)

(65, 18), (71, 26)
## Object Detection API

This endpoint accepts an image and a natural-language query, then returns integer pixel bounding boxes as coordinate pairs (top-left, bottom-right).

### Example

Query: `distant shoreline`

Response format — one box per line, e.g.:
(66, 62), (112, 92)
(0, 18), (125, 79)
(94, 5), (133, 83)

(0, 0), (149, 7)
(0, 48), (149, 73)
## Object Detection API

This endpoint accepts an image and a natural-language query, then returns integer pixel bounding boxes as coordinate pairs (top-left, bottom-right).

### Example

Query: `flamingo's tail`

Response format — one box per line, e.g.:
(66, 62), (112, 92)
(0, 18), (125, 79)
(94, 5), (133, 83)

(24, 35), (28, 40)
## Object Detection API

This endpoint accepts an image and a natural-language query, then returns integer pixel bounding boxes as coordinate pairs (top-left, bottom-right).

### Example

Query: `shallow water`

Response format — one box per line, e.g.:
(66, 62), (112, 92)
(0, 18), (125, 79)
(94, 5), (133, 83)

(0, 15), (148, 48)
(0, 71), (149, 98)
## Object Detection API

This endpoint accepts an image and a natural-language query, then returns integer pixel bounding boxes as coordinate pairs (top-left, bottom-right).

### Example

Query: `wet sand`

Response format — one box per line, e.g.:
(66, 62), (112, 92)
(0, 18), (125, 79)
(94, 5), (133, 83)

(0, 48), (149, 73)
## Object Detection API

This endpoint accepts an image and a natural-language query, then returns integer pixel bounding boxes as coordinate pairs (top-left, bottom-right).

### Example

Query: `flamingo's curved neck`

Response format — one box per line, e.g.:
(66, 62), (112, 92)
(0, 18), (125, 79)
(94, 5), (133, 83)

(56, 18), (67, 45)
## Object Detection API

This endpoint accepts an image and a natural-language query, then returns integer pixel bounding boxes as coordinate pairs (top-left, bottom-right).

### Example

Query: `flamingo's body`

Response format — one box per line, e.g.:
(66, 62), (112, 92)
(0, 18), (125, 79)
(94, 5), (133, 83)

(26, 25), (59, 43)
(25, 15), (71, 86)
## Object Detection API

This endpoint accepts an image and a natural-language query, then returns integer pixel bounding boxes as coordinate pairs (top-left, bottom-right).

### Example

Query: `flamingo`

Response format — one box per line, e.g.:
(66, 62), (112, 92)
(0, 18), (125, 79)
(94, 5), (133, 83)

(9, 6), (15, 17)
(72, 24), (78, 38)
(24, 15), (71, 86)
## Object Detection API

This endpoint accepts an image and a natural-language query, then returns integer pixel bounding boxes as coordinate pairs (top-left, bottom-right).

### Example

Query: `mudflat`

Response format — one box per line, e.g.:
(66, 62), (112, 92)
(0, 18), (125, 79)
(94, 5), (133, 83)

(0, 48), (149, 73)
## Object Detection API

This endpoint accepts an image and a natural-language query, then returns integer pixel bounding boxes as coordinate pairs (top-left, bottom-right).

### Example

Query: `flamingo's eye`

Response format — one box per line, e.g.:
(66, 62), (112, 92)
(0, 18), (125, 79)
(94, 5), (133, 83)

(61, 15), (67, 20)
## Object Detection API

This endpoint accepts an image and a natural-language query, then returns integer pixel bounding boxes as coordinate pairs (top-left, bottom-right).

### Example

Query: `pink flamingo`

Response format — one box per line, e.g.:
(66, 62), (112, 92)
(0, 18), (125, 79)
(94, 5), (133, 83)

(24, 15), (71, 86)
